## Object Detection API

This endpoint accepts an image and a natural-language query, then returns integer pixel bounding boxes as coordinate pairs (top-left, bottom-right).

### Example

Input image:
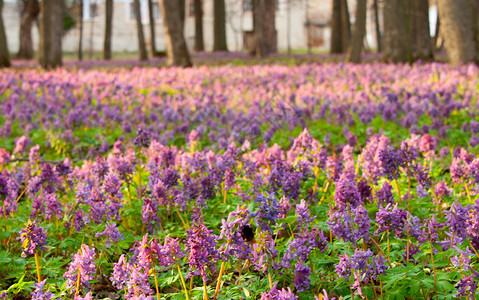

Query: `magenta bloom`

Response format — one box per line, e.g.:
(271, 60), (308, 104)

(64, 244), (96, 292)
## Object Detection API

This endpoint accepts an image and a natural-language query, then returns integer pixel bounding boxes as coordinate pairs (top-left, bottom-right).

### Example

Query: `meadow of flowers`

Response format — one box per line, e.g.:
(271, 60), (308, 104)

(1, 62), (479, 299)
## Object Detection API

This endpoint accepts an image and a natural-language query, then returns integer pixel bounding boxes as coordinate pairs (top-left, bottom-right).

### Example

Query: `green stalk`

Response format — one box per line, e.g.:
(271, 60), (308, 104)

(34, 252), (42, 283)
(176, 262), (190, 300)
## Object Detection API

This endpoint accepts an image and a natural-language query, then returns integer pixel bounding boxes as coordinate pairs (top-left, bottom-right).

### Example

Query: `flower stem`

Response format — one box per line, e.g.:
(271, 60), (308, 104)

(203, 278), (208, 300)
(429, 240), (438, 299)
(213, 261), (226, 299)
(176, 262), (190, 300)
(153, 264), (160, 300)
(34, 252), (42, 283)
(464, 181), (472, 203)
(175, 207), (189, 230)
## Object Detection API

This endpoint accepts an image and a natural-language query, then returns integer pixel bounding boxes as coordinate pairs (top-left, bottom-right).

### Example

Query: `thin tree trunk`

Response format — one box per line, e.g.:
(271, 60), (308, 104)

(39, 0), (63, 68)
(194, 0), (204, 51)
(253, 0), (264, 57)
(159, 0), (192, 66)
(134, 0), (148, 61)
(373, 0), (381, 52)
(346, 0), (367, 63)
(340, 0), (351, 51)
(78, 0), (83, 60)
(103, 0), (113, 59)
(0, 0), (10, 67)
(213, 0), (228, 51)
(438, 0), (477, 65)
(433, 10), (440, 50)
(179, 0), (185, 30)
(148, 0), (156, 56)
(330, 0), (342, 53)
(413, 0), (433, 61)
(382, 0), (412, 63)
(17, 0), (39, 59)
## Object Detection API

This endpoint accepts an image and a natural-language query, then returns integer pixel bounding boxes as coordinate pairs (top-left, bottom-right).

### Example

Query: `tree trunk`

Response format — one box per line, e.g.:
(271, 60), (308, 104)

(213, 0), (228, 51)
(373, 0), (381, 52)
(0, 0), (10, 67)
(17, 0), (39, 59)
(346, 0), (367, 63)
(179, 0), (185, 29)
(194, 0), (204, 51)
(103, 0), (113, 60)
(433, 10), (440, 50)
(340, 0), (351, 51)
(438, 0), (478, 65)
(159, 0), (192, 67)
(78, 0), (83, 60)
(134, 0), (148, 61)
(382, 0), (412, 63)
(252, 0), (275, 57)
(413, 0), (432, 61)
(330, 0), (342, 53)
(39, 0), (63, 68)
(147, 0), (156, 56)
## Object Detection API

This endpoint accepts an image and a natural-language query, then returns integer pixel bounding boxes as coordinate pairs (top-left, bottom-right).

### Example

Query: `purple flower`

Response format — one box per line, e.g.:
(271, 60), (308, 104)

(378, 145), (404, 180)
(64, 244), (96, 292)
(185, 212), (221, 281)
(30, 280), (52, 300)
(110, 254), (130, 290)
(334, 172), (361, 210)
(445, 202), (469, 242)
(253, 192), (280, 234)
(74, 292), (93, 300)
(224, 168), (236, 191)
(261, 283), (298, 300)
(13, 136), (29, 155)
(456, 275), (477, 298)
(376, 182), (394, 205)
(293, 261), (311, 292)
(142, 197), (160, 234)
(450, 158), (466, 183)
(0, 148), (9, 165)
(295, 199), (315, 225)
(451, 246), (473, 271)
(19, 220), (47, 258)
(434, 180), (451, 199)
(44, 193), (63, 221)
(327, 205), (370, 245)
(95, 222), (124, 248)
(133, 126), (151, 148)
(374, 204), (407, 238)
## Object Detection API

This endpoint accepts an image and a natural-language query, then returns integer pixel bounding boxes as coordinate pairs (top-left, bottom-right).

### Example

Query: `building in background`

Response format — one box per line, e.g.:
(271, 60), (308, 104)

(2, 0), (396, 55)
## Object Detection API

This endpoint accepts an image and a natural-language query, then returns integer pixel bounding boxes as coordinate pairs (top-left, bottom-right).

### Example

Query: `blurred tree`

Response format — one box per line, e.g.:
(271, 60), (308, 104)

(103, 0), (113, 59)
(0, 0), (9, 67)
(438, 0), (478, 65)
(252, 0), (276, 58)
(382, 0), (412, 62)
(413, 0), (432, 61)
(134, 0), (148, 61)
(213, 0), (228, 51)
(39, 0), (63, 68)
(194, 0), (204, 51)
(330, 0), (350, 53)
(373, 0), (381, 52)
(346, 0), (366, 63)
(77, 0), (83, 60)
(160, 0), (192, 66)
(17, 0), (40, 59)
(147, 0), (157, 56)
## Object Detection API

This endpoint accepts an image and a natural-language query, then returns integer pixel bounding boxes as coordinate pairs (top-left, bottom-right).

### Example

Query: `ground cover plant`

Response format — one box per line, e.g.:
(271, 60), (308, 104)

(0, 62), (479, 299)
